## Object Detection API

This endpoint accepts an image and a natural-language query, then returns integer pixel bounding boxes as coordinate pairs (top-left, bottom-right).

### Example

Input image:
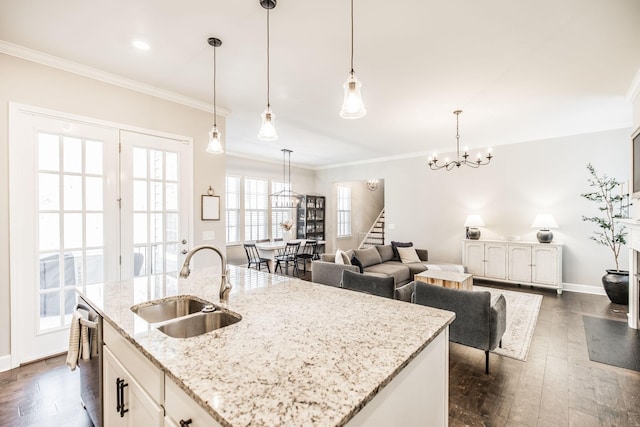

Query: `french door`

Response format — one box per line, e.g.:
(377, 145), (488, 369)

(9, 106), (192, 365)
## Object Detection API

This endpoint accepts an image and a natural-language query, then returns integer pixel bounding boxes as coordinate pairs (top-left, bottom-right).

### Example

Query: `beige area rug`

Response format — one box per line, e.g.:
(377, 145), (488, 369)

(474, 286), (543, 361)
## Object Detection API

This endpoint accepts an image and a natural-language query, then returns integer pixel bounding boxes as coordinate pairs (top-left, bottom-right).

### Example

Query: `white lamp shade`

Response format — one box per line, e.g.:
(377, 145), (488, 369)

(464, 214), (485, 227)
(340, 73), (366, 119)
(206, 125), (224, 154)
(531, 214), (559, 229)
(258, 106), (278, 141)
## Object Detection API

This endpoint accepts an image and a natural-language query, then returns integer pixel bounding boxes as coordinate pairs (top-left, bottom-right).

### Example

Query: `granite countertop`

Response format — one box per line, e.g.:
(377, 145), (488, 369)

(79, 266), (454, 427)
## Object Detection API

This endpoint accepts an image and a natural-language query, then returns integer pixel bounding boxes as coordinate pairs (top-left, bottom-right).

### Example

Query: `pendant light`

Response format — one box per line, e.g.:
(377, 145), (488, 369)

(258, 0), (278, 141)
(340, 0), (366, 119)
(206, 37), (224, 154)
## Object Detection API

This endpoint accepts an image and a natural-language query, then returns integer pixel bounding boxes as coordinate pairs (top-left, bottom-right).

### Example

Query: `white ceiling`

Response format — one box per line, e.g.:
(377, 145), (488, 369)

(1, 0), (639, 168)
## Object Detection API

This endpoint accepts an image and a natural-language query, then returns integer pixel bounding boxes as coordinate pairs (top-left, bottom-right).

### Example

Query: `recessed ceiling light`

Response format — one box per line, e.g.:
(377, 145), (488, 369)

(132, 40), (150, 51)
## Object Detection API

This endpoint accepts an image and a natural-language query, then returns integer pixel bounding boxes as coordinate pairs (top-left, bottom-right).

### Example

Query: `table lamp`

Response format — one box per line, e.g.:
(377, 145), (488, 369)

(464, 215), (485, 240)
(531, 214), (559, 243)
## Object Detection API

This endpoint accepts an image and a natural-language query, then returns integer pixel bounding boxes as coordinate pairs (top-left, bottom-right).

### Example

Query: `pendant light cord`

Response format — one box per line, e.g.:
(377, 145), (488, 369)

(213, 45), (217, 126)
(266, 8), (271, 108)
(350, 0), (354, 74)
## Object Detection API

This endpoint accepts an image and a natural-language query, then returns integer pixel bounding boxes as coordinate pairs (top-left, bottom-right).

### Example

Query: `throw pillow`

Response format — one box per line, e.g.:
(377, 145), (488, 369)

(397, 246), (421, 263)
(353, 246), (383, 268)
(376, 245), (395, 262)
(335, 249), (352, 265)
(391, 241), (413, 261)
(351, 256), (364, 273)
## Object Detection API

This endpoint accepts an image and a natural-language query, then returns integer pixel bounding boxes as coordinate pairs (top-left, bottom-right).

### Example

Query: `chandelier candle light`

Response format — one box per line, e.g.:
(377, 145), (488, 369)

(428, 110), (493, 170)
(206, 37), (224, 154)
(340, 0), (366, 119)
(258, 0), (278, 141)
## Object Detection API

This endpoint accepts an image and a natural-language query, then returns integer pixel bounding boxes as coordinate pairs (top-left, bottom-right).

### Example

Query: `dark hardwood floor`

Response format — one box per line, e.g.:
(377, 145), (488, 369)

(0, 354), (92, 426)
(450, 281), (640, 427)
(1, 276), (638, 426)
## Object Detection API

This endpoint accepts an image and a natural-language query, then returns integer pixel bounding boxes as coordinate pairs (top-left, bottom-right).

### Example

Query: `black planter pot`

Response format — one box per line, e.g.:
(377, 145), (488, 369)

(602, 269), (629, 305)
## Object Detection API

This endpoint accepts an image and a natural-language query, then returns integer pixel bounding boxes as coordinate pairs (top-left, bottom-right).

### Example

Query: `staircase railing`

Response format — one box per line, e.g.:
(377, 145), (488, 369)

(358, 208), (385, 249)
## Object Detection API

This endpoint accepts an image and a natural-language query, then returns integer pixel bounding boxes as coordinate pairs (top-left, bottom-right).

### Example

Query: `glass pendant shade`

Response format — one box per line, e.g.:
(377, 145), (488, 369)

(340, 72), (366, 119)
(206, 125), (224, 154)
(258, 106), (278, 141)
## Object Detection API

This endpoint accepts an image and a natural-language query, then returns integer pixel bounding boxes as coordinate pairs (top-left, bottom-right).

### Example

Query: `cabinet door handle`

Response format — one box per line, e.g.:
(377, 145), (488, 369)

(180, 419), (193, 427)
(117, 378), (129, 418)
(116, 378), (122, 413)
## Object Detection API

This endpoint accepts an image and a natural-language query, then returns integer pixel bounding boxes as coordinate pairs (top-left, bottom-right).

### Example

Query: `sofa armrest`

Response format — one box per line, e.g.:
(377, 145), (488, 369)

(311, 261), (359, 287)
(416, 249), (428, 262)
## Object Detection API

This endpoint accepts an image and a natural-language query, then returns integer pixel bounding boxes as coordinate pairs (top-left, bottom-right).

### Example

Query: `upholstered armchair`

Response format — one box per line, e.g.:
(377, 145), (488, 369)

(414, 282), (507, 374)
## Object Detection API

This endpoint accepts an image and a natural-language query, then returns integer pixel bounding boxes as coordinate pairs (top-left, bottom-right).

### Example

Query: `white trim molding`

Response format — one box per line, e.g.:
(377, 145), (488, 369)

(0, 354), (11, 372)
(561, 282), (606, 295)
(627, 68), (640, 103)
(0, 40), (231, 117)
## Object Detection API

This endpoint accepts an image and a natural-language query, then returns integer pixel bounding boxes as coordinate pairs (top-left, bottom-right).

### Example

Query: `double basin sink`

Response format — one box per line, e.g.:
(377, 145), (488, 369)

(131, 296), (241, 338)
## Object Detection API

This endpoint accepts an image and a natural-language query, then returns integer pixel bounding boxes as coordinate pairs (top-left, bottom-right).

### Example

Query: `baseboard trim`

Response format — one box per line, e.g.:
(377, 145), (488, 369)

(0, 354), (12, 372)
(562, 282), (606, 295)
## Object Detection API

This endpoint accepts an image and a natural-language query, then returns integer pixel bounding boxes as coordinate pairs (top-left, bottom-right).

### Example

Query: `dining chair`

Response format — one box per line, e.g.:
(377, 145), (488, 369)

(295, 240), (317, 274)
(243, 242), (271, 273)
(275, 242), (301, 277)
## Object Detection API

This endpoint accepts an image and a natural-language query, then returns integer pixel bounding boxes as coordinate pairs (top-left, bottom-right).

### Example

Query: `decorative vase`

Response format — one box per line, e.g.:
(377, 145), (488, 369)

(602, 269), (629, 305)
(283, 229), (292, 243)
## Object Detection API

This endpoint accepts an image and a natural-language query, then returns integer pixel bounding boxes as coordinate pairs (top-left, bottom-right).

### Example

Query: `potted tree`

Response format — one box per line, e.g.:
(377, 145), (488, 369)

(581, 163), (630, 304)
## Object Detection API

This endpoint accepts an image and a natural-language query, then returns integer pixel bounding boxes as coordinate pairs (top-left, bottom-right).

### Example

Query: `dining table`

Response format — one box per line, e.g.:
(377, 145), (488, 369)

(255, 239), (325, 273)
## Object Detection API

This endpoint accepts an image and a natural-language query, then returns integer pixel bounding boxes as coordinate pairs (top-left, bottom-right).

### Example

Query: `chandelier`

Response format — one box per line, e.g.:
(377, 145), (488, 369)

(428, 110), (493, 171)
(270, 149), (302, 208)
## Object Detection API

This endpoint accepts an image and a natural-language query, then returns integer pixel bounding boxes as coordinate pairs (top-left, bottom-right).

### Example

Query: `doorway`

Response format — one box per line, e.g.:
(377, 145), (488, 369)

(9, 105), (192, 366)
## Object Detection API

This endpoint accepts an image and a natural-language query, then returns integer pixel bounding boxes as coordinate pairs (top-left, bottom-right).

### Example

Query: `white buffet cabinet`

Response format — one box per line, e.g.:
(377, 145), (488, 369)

(463, 240), (563, 294)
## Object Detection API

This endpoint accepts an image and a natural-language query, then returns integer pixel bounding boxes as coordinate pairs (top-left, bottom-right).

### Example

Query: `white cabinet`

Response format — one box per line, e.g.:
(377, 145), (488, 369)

(463, 240), (563, 294)
(103, 322), (164, 427)
(164, 376), (222, 427)
(104, 347), (163, 426)
(463, 241), (507, 280)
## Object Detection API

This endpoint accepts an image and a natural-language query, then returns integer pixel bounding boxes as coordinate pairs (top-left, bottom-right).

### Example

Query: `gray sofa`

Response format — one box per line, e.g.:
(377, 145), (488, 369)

(414, 282), (507, 374)
(311, 244), (429, 287)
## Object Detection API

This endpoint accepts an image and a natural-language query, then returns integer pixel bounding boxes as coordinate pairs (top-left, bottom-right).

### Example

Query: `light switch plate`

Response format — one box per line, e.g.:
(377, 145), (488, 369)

(203, 231), (215, 241)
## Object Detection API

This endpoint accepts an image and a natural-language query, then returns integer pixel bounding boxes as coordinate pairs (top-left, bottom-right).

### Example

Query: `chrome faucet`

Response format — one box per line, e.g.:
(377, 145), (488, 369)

(179, 245), (231, 300)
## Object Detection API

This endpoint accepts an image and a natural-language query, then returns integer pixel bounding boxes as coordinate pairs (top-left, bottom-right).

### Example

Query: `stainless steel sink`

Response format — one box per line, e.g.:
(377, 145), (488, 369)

(131, 295), (241, 338)
(131, 296), (207, 323)
(157, 310), (241, 338)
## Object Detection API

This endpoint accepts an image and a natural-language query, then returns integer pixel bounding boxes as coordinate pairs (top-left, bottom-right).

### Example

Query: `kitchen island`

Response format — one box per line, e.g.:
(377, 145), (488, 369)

(79, 266), (455, 426)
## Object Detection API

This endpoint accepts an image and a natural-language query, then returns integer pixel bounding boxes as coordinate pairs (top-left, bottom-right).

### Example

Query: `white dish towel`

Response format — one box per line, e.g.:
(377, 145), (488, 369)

(66, 308), (90, 371)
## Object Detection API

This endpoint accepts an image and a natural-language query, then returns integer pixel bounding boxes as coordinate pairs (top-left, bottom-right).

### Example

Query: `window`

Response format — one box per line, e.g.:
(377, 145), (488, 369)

(244, 178), (268, 241)
(337, 185), (351, 237)
(271, 180), (294, 239)
(226, 175), (241, 244)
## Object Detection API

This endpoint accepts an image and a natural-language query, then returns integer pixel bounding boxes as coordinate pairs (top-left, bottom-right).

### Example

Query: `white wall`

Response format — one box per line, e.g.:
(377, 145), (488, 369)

(315, 129), (630, 292)
(0, 53), (225, 359)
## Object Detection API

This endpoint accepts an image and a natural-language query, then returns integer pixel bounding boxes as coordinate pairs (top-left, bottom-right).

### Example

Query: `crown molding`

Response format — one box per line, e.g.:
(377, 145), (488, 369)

(0, 40), (231, 117)
(627, 68), (640, 102)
